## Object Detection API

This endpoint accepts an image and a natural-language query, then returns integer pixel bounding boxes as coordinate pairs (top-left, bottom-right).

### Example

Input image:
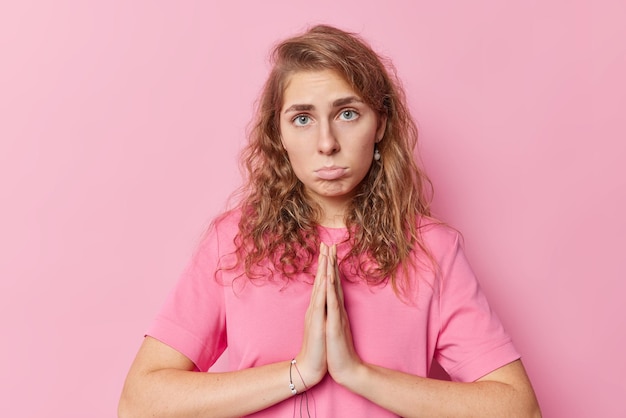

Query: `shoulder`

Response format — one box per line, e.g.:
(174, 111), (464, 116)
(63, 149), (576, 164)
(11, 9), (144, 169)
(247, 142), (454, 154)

(211, 207), (242, 235)
(416, 216), (462, 258)
(194, 208), (243, 257)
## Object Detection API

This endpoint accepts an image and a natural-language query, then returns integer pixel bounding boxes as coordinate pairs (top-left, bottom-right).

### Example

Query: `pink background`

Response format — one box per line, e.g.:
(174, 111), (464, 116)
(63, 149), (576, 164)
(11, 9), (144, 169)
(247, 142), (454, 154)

(1, 1), (624, 417)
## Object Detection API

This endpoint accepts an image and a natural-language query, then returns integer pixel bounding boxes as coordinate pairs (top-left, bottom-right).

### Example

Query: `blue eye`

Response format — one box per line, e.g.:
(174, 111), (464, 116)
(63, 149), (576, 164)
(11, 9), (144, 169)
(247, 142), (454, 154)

(339, 110), (358, 121)
(293, 115), (311, 126)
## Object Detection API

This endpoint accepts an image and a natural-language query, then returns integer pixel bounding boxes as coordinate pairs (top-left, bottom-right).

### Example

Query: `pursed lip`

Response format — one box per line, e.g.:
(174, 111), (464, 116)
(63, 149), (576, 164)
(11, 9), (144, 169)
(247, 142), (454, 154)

(315, 166), (347, 180)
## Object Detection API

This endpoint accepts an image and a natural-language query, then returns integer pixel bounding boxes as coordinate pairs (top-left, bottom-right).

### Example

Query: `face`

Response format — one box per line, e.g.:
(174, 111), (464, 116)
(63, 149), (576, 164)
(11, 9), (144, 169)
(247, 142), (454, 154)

(279, 69), (385, 217)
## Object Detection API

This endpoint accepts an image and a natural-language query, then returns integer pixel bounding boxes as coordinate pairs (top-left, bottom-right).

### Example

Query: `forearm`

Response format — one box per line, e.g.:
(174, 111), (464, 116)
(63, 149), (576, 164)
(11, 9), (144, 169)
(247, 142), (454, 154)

(340, 361), (541, 418)
(119, 360), (304, 418)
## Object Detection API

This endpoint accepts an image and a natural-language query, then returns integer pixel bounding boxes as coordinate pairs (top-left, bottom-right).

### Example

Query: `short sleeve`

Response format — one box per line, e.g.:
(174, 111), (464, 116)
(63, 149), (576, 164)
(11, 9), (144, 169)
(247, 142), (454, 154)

(435, 233), (520, 382)
(146, 223), (228, 372)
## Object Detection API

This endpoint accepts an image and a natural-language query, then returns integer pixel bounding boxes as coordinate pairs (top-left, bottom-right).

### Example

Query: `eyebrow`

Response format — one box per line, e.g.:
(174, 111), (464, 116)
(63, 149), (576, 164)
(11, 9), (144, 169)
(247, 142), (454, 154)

(333, 96), (363, 107)
(283, 96), (363, 113)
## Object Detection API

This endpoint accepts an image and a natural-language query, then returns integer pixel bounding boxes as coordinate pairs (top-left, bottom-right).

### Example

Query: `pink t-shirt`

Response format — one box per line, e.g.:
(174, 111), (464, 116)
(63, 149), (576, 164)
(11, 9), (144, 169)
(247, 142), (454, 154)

(147, 211), (520, 417)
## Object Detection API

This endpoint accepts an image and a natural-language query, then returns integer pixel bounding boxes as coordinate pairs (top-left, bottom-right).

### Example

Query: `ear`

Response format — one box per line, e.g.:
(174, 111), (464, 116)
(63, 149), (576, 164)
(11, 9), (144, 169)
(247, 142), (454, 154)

(376, 114), (387, 143)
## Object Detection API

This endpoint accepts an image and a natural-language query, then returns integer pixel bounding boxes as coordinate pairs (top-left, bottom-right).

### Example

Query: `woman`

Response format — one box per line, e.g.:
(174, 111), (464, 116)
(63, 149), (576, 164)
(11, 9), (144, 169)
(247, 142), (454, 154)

(119, 25), (541, 417)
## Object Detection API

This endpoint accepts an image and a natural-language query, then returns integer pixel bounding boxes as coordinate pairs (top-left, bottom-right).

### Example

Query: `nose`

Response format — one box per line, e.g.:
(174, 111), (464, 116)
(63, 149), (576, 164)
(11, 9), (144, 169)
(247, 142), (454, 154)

(317, 122), (340, 155)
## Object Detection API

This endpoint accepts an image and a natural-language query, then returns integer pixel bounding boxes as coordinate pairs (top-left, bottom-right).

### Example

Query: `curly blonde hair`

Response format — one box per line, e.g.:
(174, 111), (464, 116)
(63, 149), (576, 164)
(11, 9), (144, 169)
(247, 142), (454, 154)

(233, 25), (434, 294)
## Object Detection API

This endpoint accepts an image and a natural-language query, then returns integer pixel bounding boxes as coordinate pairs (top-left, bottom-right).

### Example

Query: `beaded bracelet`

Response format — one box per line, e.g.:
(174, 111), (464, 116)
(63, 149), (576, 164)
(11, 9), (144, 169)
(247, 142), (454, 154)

(293, 360), (308, 390)
(290, 359), (313, 417)
(289, 359), (298, 395)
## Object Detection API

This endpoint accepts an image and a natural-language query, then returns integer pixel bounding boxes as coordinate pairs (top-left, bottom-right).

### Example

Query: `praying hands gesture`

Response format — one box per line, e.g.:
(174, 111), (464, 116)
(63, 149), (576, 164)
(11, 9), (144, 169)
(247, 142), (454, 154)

(295, 243), (361, 390)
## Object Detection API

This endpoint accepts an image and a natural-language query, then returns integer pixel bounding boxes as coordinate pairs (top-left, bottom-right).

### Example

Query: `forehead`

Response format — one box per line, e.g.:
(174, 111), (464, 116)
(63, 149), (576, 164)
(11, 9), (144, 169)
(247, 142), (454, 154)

(281, 70), (359, 108)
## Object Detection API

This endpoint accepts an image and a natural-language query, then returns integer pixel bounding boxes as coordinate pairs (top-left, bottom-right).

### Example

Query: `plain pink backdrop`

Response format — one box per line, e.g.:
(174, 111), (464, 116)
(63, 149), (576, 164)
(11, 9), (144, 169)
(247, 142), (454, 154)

(1, 1), (624, 417)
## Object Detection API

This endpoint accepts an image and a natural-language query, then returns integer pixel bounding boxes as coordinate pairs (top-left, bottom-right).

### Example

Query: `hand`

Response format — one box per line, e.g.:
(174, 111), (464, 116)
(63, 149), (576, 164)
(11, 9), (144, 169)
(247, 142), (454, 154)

(295, 243), (330, 389)
(325, 244), (363, 386)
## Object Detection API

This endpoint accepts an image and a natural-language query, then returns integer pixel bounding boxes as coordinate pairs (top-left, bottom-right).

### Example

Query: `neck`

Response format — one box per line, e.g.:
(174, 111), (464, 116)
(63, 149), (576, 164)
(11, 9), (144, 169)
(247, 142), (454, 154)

(316, 197), (349, 228)
(319, 214), (346, 228)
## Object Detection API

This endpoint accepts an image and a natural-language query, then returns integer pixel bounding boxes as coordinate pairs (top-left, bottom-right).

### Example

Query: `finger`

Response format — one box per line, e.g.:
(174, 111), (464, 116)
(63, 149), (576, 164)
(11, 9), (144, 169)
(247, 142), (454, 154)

(326, 244), (335, 285)
(326, 260), (338, 313)
(330, 245), (343, 306)
(313, 243), (329, 288)
(314, 242), (326, 283)
(326, 247), (339, 313)
(313, 243), (328, 303)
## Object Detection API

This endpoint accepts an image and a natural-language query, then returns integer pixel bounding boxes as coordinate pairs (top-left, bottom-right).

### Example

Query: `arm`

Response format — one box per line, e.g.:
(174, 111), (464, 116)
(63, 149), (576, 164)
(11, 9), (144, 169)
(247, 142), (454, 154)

(118, 337), (298, 418)
(337, 359), (541, 418)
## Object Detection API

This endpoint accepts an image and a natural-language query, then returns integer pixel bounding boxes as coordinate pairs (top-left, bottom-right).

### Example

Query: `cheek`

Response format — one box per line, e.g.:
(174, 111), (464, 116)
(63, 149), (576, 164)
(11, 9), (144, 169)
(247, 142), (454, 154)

(283, 147), (307, 176)
(357, 157), (374, 176)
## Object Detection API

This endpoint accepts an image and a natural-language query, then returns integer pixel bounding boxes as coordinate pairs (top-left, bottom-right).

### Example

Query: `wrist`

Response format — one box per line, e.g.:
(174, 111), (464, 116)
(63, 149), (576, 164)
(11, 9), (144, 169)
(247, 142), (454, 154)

(294, 354), (326, 388)
(289, 358), (323, 394)
(332, 361), (369, 392)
